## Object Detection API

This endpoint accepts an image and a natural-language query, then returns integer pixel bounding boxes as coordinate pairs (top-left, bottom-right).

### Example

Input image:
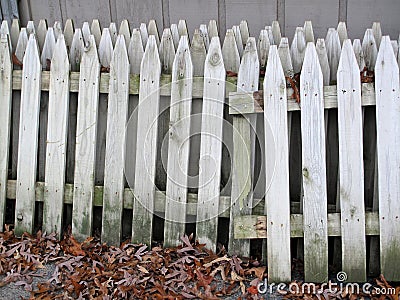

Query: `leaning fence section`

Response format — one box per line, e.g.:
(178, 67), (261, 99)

(0, 17), (399, 283)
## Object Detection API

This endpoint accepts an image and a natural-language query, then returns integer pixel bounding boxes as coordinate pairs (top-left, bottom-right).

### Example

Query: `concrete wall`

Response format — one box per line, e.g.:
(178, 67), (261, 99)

(18, 0), (400, 41)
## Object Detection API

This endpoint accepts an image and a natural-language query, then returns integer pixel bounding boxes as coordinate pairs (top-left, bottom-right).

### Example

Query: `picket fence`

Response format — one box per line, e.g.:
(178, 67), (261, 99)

(0, 18), (399, 283)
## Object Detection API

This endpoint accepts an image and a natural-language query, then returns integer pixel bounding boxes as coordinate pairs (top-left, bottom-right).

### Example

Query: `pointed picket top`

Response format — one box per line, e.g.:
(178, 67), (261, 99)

(337, 22), (348, 46)
(208, 20), (218, 39)
(27, 20), (36, 37)
(159, 28), (175, 74)
(316, 38), (330, 86)
(372, 22), (382, 50)
(10, 19), (20, 53)
(238, 37), (259, 92)
(239, 20), (249, 47)
(375, 36), (400, 281)
(140, 23), (148, 48)
(15, 28), (28, 68)
(91, 19), (102, 47)
(164, 35), (193, 247)
(302, 42), (323, 95)
(36, 19), (48, 53)
(82, 22), (91, 45)
(129, 28), (144, 74)
(41, 27), (56, 70)
(304, 21), (314, 43)
(99, 28), (113, 69)
(222, 29), (240, 73)
(64, 19), (74, 49)
(291, 27), (306, 74)
(278, 37), (294, 77)
(0, 21), (11, 53)
(362, 28), (378, 71)
(178, 19), (188, 37)
(199, 24), (210, 50)
(109, 22), (118, 46)
(119, 19), (131, 47)
(271, 20), (282, 46)
(232, 25), (244, 57)
(257, 29), (270, 69)
(336, 39), (367, 282)
(265, 25), (275, 45)
(148, 19), (160, 46)
(70, 29), (84, 71)
(190, 29), (206, 76)
(391, 40), (398, 57)
(325, 28), (341, 82)
(53, 21), (62, 41)
(353, 39), (366, 71)
(170, 24), (179, 49)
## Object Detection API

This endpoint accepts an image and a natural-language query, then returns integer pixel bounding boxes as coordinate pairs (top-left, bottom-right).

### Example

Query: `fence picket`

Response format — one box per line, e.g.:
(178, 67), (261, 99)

(265, 25), (274, 45)
(82, 22), (91, 44)
(91, 19), (102, 47)
(239, 20), (249, 47)
(129, 29), (144, 74)
(325, 28), (341, 83)
(37, 19), (47, 53)
(300, 42), (328, 282)
(257, 29), (270, 70)
(159, 28), (175, 74)
(119, 20), (130, 48)
(232, 25), (243, 57)
(64, 19), (74, 50)
(41, 28), (55, 70)
(140, 23), (148, 48)
(375, 36), (400, 281)
(304, 21), (314, 43)
(353, 39), (366, 71)
(391, 40), (398, 57)
(229, 38), (259, 256)
(337, 22), (348, 46)
(199, 24), (210, 50)
(362, 28), (377, 71)
(291, 27), (306, 74)
(337, 39), (367, 281)
(15, 28), (28, 66)
(164, 36), (193, 247)
(0, 33), (12, 230)
(372, 22), (382, 50)
(271, 21), (281, 46)
(208, 20), (218, 39)
(69, 29), (83, 71)
(43, 35), (69, 238)
(109, 22), (117, 46)
(26, 21), (35, 36)
(132, 36), (161, 245)
(190, 29), (206, 76)
(10, 19), (19, 53)
(171, 24), (179, 49)
(222, 29), (240, 73)
(148, 19), (160, 46)
(102, 35), (129, 245)
(264, 45), (291, 282)
(316, 38), (330, 86)
(14, 35), (41, 236)
(99, 28), (113, 68)
(196, 37), (225, 250)
(72, 35), (100, 241)
(53, 21), (62, 41)
(178, 19), (188, 37)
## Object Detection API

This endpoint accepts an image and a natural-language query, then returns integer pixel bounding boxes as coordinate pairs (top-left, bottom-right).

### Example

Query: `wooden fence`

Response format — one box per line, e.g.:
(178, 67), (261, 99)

(0, 18), (399, 283)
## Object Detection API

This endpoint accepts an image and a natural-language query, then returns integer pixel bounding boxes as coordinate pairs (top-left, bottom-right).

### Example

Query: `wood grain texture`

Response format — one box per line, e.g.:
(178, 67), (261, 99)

(43, 35), (70, 238)
(325, 28), (341, 83)
(118, 19), (131, 48)
(271, 21), (281, 46)
(337, 40), (366, 282)
(372, 22), (382, 50)
(362, 28), (377, 71)
(222, 29), (240, 73)
(159, 28), (175, 74)
(72, 35), (100, 241)
(128, 29), (144, 75)
(101, 35), (129, 245)
(190, 29), (206, 76)
(300, 42), (328, 282)
(290, 27), (306, 74)
(0, 33), (12, 230)
(375, 36), (400, 281)
(64, 19), (75, 50)
(164, 36), (193, 247)
(131, 36), (161, 246)
(36, 19), (47, 54)
(316, 38), (330, 86)
(263, 46), (291, 282)
(352, 39), (365, 71)
(91, 19), (102, 48)
(303, 20), (314, 43)
(229, 38), (259, 256)
(337, 22), (348, 46)
(196, 37), (225, 251)
(15, 35), (41, 236)
(257, 30), (270, 70)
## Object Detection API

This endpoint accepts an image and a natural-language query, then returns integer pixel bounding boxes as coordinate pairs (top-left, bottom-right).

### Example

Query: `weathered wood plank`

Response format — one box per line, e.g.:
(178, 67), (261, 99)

(190, 29), (206, 76)
(291, 27), (306, 74)
(72, 35), (100, 241)
(177, 19), (188, 37)
(64, 19), (74, 50)
(131, 36), (161, 246)
(14, 35), (41, 236)
(353, 39), (366, 71)
(232, 25), (243, 57)
(337, 39), (367, 282)
(109, 22), (118, 46)
(139, 23), (148, 49)
(43, 34), (69, 238)
(265, 26), (274, 45)
(26, 21), (35, 37)
(208, 20), (218, 39)
(303, 20), (314, 43)
(170, 24), (179, 50)
(91, 19), (102, 47)
(300, 42), (328, 282)
(10, 18), (19, 53)
(164, 36), (193, 247)
(229, 38), (259, 256)
(148, 19), (160, 46)
(36, 19), (47, 54)
(271, 21), (281, 46)
(53, 21), (62, 42)
(362, 28), (378, 71)
(199, 24), (209, 50)
(196, 37), (225, 251)
(372, 22), (382, 50)
(257, 30), (270, 71)
(263, 45), (291, 282)
(101, 35), (129, 245)
(128, 29), (144, 75)
(325, 28), (341, 83)
(159, 28), (175, 74)
(239, 20), (249, 48)
(0, 33), (12, 230)
(375, 36), (400, 281)
(316, 39), (330, 86)
(118, 20), (130, 48)
(337, 22), (348, 46)
(41, 27), (55, 70)
(222, 29), (240, 73)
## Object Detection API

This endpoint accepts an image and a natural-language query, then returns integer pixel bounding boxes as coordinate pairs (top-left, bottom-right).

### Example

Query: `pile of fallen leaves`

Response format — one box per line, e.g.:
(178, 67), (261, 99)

(0, 227), (399, 300)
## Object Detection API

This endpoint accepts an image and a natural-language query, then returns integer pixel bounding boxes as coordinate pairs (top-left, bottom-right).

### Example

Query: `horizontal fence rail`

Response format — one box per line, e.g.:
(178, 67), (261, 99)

(0, 17), (399, 284)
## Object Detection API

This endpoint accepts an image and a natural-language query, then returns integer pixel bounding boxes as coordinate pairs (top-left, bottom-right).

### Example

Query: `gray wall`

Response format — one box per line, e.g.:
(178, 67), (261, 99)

(18, 0), (400, 41)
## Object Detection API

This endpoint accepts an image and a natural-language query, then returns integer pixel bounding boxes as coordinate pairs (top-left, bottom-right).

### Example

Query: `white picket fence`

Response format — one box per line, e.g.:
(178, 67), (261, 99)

(0, 18), (399, 283)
